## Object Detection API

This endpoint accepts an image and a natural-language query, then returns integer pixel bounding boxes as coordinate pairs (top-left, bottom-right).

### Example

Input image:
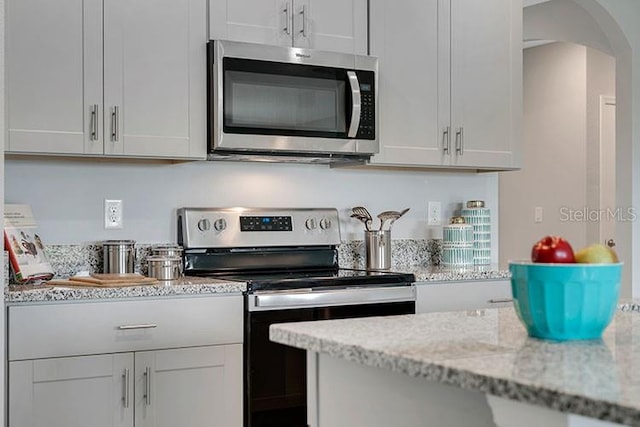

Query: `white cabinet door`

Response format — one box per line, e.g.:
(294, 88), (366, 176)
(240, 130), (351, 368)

(368, 0), (444, 166)
(294, 0), (367, 54)
(415, 280), (513, 314)
(135, 345), (243, 427)
(6, 0), (103, 154)
(208, 0), (367, 54)
(209, 0), (292, 47)
(368, 0), (521, 169)
(104, 0), (206, 159)
(9, 353), (134, 427)
(449, 0), (521, 169)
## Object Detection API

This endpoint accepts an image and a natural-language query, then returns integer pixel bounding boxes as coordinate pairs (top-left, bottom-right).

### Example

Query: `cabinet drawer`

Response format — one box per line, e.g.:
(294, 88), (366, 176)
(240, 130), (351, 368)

(9, 295), (243, 361)
(416, 280), (512, 314)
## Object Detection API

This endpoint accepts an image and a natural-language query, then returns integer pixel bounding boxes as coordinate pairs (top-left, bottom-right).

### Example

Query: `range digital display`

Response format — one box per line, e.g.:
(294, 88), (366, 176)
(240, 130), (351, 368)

(240, 216), (293, 231)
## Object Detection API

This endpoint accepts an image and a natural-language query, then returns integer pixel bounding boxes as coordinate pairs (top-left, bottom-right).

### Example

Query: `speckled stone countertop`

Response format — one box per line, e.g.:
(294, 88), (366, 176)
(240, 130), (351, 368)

(396, 264), (510, 282)
(271, 308), (640, 425)
(5, 276), (246, 304)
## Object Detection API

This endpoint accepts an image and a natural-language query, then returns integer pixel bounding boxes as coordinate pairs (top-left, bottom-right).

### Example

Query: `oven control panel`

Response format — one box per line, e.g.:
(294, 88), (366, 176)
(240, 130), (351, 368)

(178, 208), (341, 248)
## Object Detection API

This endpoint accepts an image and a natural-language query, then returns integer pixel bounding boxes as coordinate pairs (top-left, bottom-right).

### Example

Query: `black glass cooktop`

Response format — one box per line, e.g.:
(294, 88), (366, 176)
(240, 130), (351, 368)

(204, 268), (415, 292)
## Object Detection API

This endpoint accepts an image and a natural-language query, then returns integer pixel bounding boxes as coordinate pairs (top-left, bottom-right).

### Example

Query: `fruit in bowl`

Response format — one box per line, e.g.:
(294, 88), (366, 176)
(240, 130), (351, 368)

(509, 236), (622, 341)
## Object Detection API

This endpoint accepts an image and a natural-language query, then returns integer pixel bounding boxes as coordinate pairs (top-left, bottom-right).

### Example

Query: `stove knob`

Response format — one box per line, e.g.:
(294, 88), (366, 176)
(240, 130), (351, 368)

(213, 218), (227, 232)
(305, 218), (318, 230)
(319, 218), (332, 230)
(197, 218), (211, 232)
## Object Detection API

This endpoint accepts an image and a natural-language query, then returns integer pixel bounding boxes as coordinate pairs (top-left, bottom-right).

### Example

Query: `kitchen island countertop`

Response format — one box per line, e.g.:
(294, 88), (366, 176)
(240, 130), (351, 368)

(5, 276), (246, 304)
(271, 307), (640, 425)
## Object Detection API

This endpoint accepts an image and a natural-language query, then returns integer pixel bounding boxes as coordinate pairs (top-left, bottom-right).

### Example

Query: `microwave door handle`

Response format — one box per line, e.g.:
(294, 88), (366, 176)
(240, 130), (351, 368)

(347, 71), (361, 138)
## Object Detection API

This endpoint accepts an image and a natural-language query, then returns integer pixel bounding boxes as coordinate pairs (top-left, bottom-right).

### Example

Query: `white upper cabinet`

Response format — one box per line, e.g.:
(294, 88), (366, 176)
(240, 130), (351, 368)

(369, 0), (522, 170)
(368, 0), (443, 166)
(6, 0), (103, 154)
(448, 0), (521, 168)
(209, 0), (367, 55)
(6, 0), (207, 159)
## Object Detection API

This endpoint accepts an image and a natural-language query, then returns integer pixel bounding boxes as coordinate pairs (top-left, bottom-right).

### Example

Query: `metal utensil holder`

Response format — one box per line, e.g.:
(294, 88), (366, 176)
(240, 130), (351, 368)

(365, 230), (391, 270)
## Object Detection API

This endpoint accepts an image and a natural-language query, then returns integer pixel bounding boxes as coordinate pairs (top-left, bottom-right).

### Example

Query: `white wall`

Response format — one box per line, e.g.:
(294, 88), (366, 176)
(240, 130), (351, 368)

(4, 158), (499, 253)
(500, 43), (588, 264)
(500, 42), (615, 266)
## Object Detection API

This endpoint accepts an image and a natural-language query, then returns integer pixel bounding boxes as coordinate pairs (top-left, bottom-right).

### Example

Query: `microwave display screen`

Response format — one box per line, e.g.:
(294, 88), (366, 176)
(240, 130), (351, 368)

(360, 83), (371, 91)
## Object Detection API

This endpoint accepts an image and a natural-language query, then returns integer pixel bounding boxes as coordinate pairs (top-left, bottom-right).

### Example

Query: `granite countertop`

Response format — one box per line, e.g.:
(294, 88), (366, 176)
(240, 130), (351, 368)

(395, 264), (510, 282)
(270, 307), (640, 425)
(5, 276), (246, 303)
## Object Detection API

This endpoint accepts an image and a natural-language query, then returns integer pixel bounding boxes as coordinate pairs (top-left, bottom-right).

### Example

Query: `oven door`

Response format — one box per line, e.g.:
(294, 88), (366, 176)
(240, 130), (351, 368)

(208, 40), (377, 156)
(244, 286), (415, 427)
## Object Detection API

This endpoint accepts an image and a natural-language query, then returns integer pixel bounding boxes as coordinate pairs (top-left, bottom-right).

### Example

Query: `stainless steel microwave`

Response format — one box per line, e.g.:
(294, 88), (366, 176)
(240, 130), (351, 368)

(207, 40), (378, 163)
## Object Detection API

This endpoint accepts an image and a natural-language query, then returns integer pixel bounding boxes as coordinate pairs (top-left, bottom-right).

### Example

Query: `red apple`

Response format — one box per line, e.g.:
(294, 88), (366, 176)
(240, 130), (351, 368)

(531, 236), (576, 263)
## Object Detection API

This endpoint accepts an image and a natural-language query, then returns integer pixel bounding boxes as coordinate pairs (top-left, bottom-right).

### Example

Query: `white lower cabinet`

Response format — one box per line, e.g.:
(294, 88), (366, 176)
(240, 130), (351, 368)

(135, 345), (242, 427)
(415, 280), (512, 313)
(9, 353), (133, 427)
(7, 296), (244, 427)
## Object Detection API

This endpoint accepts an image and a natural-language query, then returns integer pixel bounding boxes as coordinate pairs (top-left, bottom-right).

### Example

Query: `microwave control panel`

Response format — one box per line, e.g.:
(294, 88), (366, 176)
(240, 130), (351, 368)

(356, 70), (376, 140)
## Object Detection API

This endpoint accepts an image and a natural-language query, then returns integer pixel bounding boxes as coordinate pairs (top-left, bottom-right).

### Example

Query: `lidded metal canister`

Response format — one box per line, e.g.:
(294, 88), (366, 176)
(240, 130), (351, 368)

(103, 240), (136, 274)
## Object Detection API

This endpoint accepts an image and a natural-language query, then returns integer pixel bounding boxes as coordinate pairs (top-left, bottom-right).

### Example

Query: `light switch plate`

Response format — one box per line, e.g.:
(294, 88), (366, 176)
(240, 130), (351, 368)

(534, 206), (543, 223)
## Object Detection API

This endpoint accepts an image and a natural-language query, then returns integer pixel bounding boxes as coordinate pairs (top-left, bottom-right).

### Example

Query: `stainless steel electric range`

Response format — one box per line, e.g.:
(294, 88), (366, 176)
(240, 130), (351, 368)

(177, 207), (416, 427)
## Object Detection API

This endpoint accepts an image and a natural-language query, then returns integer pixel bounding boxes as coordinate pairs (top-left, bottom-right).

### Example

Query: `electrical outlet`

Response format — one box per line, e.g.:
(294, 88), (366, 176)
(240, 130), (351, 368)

(104, 199), (123, 229)
(427, 201), (441, 225)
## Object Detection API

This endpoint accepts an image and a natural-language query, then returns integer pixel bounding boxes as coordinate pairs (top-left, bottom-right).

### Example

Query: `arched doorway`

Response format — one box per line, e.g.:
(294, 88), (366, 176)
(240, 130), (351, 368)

(499, 0), (635, 296)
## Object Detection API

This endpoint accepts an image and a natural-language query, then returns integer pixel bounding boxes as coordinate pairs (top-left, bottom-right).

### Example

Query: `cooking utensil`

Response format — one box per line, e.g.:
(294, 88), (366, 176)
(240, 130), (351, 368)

(387, 208), (410, 230)
(377, 208), (410, 231)
(376, 211), (397, 231)
(351, 206), (373, 231)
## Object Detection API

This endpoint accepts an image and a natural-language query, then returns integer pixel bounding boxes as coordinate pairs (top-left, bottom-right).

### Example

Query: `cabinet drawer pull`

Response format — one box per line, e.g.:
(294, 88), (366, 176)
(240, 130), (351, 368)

(117, 323), (157, 330)
(111, 106), (119, 142)
(122, 368), (130, 408)
(455, 127), (463, 155)
(442, 126), (450, 154)
(299, 5), (307, 37)
(488, 298), (513, 304)
(90, 104), (99, 141)
(144, 367), (152, 406)
(283, 4), (291, 35)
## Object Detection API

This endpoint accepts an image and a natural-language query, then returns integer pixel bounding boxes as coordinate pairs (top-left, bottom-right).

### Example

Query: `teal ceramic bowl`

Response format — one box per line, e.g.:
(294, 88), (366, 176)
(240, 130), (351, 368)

(509, 262), (622, 341)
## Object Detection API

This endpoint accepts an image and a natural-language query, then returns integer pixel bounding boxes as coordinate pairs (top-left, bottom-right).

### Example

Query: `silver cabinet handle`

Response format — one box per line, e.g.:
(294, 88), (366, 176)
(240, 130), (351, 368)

(90, 104), (99, 141)
(111, 106), (119, 142)
(299, 5), (307, 37)
(455, 127), (463, 155)
(442, 127), (450, 154)
(117, 324), (157, 330)
(122, 369), (130, 408)
(488, 298), (513, 304)
(283, 3), (291, 35)
(143, 367), (151, 406)
(346, 71), (361, 138)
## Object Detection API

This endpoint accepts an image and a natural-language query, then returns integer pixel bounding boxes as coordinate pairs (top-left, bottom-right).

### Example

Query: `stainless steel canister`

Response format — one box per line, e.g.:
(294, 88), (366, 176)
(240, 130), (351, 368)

(151, 244), (183, 258)
(365, 230), (391, 270)
(103, 240), (136, 274)
(151, 244), (184, 276)
(147, 255), (183, 282)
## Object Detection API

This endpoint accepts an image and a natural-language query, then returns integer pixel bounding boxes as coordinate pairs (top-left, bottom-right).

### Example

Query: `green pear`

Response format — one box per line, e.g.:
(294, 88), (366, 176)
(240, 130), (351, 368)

(574, 244), (619, 264)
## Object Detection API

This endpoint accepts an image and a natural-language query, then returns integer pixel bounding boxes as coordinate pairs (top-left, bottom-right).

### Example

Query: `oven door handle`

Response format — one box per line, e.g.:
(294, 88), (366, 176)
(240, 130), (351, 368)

(347, 71), (361, 138)
(249, 286), (415, 311)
